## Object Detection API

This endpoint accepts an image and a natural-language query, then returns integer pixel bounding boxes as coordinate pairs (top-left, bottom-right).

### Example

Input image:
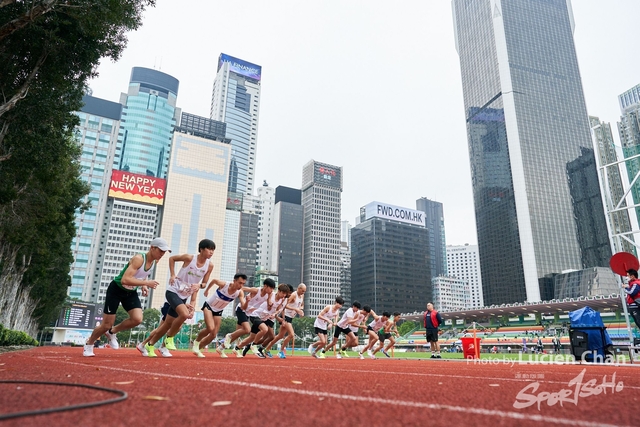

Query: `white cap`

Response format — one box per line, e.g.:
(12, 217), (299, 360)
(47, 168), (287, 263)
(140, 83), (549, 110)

(150, 237), (171, 252)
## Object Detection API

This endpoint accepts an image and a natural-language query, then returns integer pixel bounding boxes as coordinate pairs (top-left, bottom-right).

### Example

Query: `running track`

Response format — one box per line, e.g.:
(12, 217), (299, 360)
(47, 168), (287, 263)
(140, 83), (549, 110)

(0, 347), (637, 426)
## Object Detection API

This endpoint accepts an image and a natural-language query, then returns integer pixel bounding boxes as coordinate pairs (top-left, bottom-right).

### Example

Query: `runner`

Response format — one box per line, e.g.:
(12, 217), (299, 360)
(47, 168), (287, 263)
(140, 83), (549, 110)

(309, 296), (344, 358)
(263, 283), (306, 358)
(321, 301), (363, 359)
(359, 311), (390, 360)
(143, 239), (215, 357)
(372, 312), (401, 358)
(339, 305), (371, 357)
(226, 278), (276, 357)
(191, 274), (247, 358)
(137, 301), (172, 357)
(83, 237), (170, 357)
(237, 284), (291, 358)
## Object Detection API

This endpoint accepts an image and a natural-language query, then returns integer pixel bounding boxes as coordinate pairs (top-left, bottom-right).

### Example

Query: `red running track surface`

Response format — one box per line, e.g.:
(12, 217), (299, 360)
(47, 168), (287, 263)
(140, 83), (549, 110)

(0, 347), (638, 426)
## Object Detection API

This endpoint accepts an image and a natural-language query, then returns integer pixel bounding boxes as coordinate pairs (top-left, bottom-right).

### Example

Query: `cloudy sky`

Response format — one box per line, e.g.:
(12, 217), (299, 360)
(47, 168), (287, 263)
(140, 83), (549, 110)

(89, 0), (640, 246)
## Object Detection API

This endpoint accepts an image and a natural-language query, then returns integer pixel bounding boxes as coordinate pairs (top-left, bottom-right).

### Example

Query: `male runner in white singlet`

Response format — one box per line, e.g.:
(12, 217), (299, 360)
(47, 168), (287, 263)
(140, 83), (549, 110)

(84, 238), (170, 357)
(372, 312), (401, 358)
(321, 301), (364, 359)
(263, 283), (306, 358)
(191, 274), (247, 358)
(359, 311), (390, 359)
(226, 278), (276, 357)
(237, 284), (291, 358)
(309, 296), (344, 358)
(143, 239), (214, 357)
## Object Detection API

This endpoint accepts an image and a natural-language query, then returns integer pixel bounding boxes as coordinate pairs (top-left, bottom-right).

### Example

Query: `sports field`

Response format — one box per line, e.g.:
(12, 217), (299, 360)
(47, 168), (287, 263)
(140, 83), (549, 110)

(0, 346), (637, 426)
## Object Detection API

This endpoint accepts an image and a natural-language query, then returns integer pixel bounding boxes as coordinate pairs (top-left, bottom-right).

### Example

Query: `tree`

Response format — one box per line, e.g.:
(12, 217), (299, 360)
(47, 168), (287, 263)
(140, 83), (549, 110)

(0, 0), (155, 334)
(218, 317), (237, 337)
(398, 320), (417, 337)
(142, 308), (161, 331)
(291, 317), (315, 343)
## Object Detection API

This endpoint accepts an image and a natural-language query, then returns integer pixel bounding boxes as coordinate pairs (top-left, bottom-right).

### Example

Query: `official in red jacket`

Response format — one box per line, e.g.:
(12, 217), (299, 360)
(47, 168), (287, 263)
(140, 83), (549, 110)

(424, 302), (443, 359)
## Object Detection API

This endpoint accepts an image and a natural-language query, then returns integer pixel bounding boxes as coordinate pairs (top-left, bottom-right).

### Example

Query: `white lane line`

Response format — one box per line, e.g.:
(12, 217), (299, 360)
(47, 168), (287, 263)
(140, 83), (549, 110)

(43, 358), (626, 427)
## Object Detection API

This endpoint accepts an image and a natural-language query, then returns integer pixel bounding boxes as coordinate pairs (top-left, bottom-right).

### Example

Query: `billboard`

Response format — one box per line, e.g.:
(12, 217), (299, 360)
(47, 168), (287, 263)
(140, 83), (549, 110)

(362, 201), (426, 227)
(109, 170), (166, 205)
(218, 53), (262, 81)
(57, 302), (103, 330)
(313, 164), (342, 189)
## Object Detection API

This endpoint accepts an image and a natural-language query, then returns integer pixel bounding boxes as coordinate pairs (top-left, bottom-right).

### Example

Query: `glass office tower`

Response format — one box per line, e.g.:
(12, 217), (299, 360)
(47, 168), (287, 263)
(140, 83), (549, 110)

(210, 54), (262, 196)
(118, 67), (179, 178)
(70, 95), (122, 301)
(452, 0), (610, 305)
(416, 197), (447, 278)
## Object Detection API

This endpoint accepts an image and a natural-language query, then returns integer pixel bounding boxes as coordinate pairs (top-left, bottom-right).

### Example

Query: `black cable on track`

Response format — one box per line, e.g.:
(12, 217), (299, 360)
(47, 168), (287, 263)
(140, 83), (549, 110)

(0, 380), (128, 420)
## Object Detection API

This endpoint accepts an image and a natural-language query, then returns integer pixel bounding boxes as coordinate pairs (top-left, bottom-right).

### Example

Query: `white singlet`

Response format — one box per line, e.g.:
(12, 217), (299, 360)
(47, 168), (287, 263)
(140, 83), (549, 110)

(349, 311), (366, 333)
(337, 307), (357, 329)
(314, 305), (341, 329)
(369, 316), (386, 331)
(244, 289), (273, 315)
(206, 282), (241, 312)
(254, 296), (286, 321)
(167, 254), (210, 299)
(284, 292), (304, 318)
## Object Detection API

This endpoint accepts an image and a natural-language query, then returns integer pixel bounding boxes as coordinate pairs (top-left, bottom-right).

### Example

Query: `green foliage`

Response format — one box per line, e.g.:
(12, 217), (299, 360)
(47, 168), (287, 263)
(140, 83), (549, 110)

(0, 324), (38, 346)
(292, 317), (315, 340)
(398, 320), (417, 336)
(142, 308), (161, 331)
(0, 0), (155, 330)
(218, 317), (237, 337)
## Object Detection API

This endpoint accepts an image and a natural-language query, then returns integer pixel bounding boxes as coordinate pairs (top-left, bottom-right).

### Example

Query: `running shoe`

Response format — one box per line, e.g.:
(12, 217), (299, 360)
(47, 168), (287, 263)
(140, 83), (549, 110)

(193, 348), (205, 358)
(233, 346), (243, 358)
(242, 346), (251, 357)
(308, 344), (314, 355)
(158, 346), (173, 358)
(382, 349), (390, 358)
(216, 346), (228, 358)
(136, 343), (148, 357)
(336, 353), (342, 359)
(164, 336), (176, 350)
(83, 344), (95, 357)
(370, 354), (376, 360)
(430, 354), (436, 359)
(265, 349), (273, 358)
(224, 333), (232, 349)
(256, 348), (266, 359)
(278, 351), (286, 359)
(250, 344), (259, 355)
(104, 330), (119, 350)
(317, 352), (325, 359)
(192, 340), (201, 355)
(367, 349), (373, 357)
(359, 352), (365, 360)
(340, 350), (349, 358)
(312, 352), (319, 359)
(436, 354), (442, 359)
(145, 343), (157, 358)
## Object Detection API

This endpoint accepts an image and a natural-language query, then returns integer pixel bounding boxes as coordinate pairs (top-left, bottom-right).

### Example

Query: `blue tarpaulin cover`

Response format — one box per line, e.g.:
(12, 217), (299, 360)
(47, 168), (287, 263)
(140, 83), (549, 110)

(569, 306), (613, 359)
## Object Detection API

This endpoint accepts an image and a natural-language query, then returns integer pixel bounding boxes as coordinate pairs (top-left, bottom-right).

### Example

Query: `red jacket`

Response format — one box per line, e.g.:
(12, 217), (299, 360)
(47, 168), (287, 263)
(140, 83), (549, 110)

(424, 310), (442, 329)
(625, 279), (640, 306)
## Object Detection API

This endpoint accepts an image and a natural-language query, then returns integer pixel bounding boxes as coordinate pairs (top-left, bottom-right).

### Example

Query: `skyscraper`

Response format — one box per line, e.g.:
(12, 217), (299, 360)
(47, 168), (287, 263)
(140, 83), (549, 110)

(446, 244), (483, 308)
(452, 0), (610, 305)
(416, 197), (447, 278)
(351, 202), (431, 313)
(302, 160), (343, 315)
(271, 186), (304, 287)
(590, 116), (634, 255)
(210, 53), (262, 196)
(118, 67), (179, 178)
(70, 95), (122, 301)
(150, 112), (231, 309)
(618, 84), (640, 226)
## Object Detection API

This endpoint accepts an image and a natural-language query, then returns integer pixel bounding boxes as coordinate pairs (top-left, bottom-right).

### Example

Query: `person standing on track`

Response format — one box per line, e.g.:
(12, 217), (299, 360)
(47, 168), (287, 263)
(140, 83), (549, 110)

(83, 237), (170, 357)
(624, 269), (640, 329)
(424, 302), (443, 359)
(143, 239), (215, 357)
(191, 274), (248, 358)
(263, 283), (306, 358)
(226, 278), (276, 357)
(309, 296), (344, 358)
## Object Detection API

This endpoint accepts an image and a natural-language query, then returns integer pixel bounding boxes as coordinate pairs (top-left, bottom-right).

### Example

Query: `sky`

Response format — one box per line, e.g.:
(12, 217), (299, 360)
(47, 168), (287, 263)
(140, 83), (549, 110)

(88, 0), (640, 246)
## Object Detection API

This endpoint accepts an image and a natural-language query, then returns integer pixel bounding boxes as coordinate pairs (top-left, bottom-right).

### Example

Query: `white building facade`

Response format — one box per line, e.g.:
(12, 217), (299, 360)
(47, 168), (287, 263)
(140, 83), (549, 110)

(432, 276), (469, 313)
(446, 244), (484, 309)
